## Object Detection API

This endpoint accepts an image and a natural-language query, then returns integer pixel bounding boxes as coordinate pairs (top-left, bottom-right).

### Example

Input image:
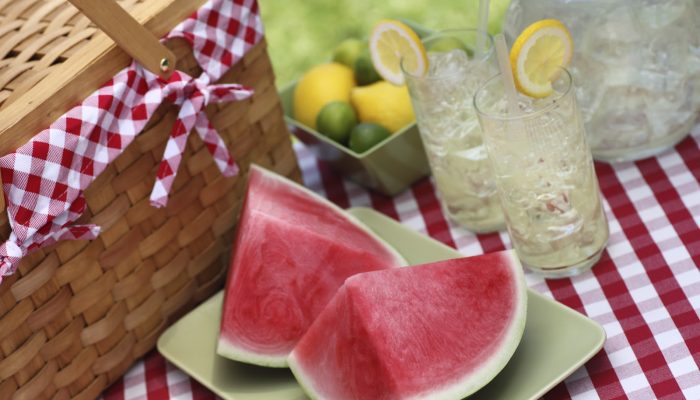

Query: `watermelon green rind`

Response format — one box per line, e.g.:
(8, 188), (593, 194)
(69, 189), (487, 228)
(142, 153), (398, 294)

(217, 165), (407, 368)
(288, 250), (528, 400)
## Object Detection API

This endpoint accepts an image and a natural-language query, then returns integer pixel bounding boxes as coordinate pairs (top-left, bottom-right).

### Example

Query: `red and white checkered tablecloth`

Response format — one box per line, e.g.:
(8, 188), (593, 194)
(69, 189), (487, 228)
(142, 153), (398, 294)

(101, 124), (700, 400)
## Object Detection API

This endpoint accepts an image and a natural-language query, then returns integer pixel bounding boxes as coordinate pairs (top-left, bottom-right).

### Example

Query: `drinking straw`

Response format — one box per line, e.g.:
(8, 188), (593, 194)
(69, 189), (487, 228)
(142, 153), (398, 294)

(476, 0), (490, 57)
(493, 33), (519, 115)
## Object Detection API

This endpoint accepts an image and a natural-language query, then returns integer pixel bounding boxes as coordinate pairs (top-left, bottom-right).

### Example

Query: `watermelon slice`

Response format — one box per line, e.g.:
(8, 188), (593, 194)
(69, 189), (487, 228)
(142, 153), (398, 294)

(217, 165), (406, 367)
(288, 250), (527, 400)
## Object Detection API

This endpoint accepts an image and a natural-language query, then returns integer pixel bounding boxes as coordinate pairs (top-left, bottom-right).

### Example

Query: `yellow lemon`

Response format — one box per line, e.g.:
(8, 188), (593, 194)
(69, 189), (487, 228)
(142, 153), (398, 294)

(350, 81), (415, 133)
(510, 19), (573, 98)
(369, 19), (428, 86)
(293, 63), (356, 130)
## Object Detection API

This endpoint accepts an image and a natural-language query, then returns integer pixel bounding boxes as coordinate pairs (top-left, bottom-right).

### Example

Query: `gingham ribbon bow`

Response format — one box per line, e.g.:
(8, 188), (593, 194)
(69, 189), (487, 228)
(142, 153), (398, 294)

(150, 72), (253, 207)
(0, 72), (254, 279)
(0, 0), (264, 283)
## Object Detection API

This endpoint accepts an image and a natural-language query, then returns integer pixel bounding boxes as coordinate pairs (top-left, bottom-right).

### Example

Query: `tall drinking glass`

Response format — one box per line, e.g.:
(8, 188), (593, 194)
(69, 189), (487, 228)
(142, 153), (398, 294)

(474, 69), (609, 277)
(403, 29), (505, 233)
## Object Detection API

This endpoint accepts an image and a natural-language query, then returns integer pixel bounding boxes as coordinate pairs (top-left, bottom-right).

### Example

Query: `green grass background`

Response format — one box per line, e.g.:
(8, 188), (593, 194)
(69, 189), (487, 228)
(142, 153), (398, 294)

(257, 0), (511, 87)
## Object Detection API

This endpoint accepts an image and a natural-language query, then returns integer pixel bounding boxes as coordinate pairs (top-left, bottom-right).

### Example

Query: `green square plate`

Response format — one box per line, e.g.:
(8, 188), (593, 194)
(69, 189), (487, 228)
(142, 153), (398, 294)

(157, 207), (606, 400)
(279, 84), (431, 196)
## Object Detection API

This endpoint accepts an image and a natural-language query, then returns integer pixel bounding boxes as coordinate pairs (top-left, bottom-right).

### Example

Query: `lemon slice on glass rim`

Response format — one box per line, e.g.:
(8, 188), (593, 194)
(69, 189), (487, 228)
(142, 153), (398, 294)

(369, 19), (428, 85)
(510, 19), (573, 98)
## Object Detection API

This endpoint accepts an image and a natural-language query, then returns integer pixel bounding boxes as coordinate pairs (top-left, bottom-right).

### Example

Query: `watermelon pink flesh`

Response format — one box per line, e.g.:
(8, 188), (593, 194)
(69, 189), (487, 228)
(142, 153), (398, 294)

(217, 165), (406, 367)
(288, 250), (527, 400)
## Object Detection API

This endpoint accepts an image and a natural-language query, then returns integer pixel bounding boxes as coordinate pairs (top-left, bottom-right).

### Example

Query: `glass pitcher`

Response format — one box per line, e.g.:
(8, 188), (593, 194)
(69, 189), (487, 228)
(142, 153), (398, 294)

(504, 0), (700, 162)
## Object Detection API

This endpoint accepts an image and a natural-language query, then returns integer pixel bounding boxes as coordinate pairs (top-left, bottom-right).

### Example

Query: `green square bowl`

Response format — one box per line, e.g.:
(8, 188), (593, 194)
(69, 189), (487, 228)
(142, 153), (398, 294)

(279, 83), (431, 196)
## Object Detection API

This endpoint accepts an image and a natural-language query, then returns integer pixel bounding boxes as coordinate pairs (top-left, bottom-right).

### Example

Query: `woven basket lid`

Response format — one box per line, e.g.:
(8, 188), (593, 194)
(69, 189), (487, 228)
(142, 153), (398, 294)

(0, 0), (207, 155)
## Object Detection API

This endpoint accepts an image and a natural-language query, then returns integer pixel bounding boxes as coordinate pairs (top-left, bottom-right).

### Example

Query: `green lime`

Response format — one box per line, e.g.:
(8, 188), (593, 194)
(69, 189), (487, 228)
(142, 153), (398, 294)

(348, 123), (391, 153)
(354, 49), (381, 86)
(426, 36), (474, 57)
(332, 38), (365, 68)
(316, 101), (357, 145)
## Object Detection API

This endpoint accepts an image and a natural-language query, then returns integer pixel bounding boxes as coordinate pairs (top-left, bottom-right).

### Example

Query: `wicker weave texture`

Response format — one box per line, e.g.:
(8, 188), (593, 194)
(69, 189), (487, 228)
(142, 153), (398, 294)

(0, 23), (300, 400)
(0, 0), (149, 108)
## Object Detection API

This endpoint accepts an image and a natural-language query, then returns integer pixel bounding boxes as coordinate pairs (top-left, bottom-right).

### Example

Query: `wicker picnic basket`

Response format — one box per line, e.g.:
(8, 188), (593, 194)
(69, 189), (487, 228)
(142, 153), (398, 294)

(0, 0), (300, 399)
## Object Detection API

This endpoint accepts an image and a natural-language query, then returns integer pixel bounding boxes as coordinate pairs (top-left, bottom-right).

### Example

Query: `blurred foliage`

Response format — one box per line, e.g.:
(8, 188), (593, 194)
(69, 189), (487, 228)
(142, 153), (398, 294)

(258, 0), (511, 88)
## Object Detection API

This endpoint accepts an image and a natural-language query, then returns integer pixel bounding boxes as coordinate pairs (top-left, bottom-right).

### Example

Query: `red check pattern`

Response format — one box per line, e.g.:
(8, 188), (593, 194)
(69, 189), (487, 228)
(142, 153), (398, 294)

(0, 0), (263, 282)
(150, 73), (252, 208)
(102, 123), (700, 400)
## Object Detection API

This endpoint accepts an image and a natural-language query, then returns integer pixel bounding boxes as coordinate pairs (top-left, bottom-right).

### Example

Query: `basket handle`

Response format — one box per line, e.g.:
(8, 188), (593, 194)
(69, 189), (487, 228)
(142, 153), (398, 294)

(67, 0), (177, 79)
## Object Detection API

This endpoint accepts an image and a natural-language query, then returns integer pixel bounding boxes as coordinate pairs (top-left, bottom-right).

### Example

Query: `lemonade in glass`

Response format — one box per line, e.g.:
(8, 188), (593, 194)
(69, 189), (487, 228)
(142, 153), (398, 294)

(475, 68), (609, 277)
(473, 18), (609, 277)
(403, 30), (505, 233)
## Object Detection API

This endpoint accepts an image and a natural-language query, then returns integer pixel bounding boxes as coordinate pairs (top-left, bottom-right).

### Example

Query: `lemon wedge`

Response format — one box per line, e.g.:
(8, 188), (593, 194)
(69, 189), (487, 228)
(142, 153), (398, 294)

(369, 19), (428, 85)
(510, 19), (573, 98)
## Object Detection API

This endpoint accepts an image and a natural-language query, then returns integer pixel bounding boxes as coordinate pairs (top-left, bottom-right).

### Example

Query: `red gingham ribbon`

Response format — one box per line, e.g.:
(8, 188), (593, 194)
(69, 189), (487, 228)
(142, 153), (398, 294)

(0, 0), (263, 283)
(0, 197), (101, 275)
(150, 72), (252, 208)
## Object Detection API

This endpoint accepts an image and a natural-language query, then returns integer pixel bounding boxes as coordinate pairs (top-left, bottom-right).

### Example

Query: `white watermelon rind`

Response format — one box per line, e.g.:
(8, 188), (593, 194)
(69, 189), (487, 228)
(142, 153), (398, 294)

(250, 164), (408, 267)
(288, 250), (528, 400)
(288, 351), (324, 400)
(217, 337), (288, 368)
